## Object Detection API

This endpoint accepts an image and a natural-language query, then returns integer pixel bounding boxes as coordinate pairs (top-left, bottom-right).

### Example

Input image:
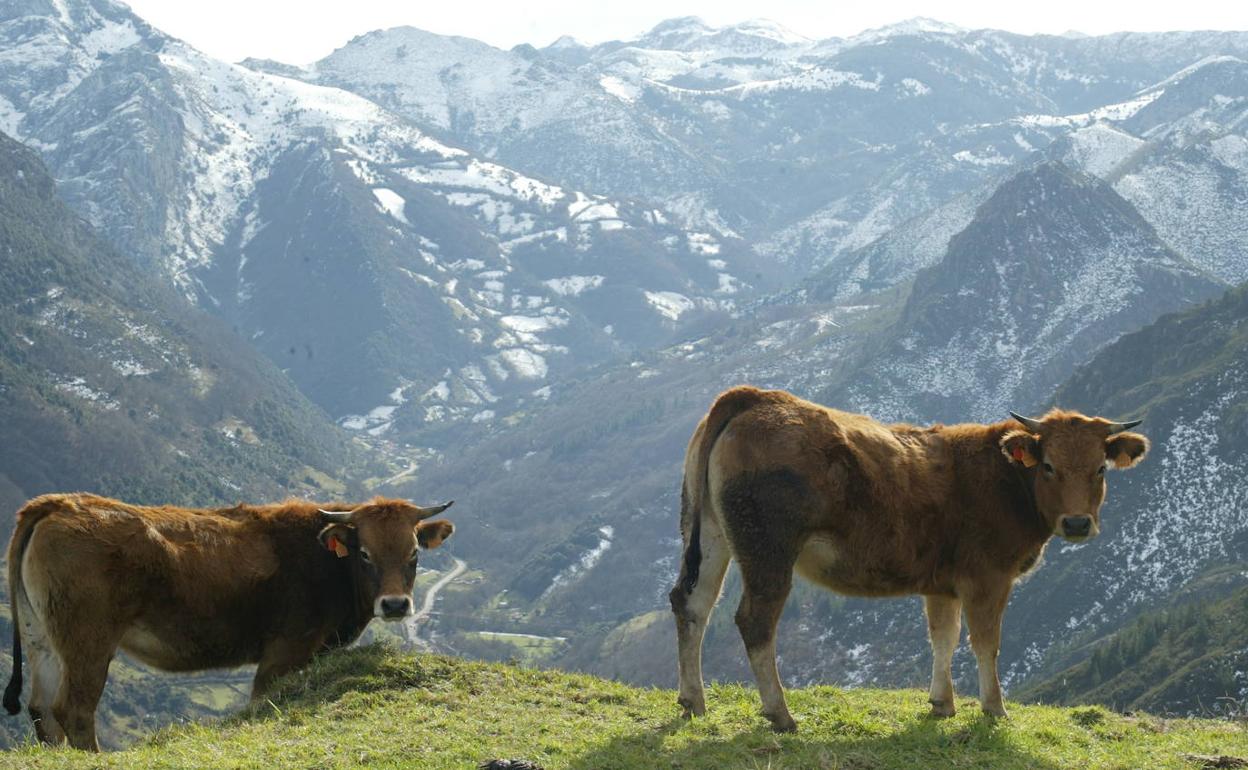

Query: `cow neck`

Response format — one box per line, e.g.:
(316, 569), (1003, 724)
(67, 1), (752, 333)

(1008, 455), (1049, 539)
(323, 552), (373, 649)
(346, 555), (374, 631)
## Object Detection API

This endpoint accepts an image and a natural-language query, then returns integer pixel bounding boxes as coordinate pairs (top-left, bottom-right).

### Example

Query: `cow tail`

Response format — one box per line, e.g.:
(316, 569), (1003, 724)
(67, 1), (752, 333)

(679, 387), (768, 595)
(4, 499), (53, 715)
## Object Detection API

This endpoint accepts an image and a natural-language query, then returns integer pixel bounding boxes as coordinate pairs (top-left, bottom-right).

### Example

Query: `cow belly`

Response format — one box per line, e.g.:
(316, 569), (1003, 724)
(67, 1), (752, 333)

(121, 621), (257, 672)
(794, 534), (919, 597)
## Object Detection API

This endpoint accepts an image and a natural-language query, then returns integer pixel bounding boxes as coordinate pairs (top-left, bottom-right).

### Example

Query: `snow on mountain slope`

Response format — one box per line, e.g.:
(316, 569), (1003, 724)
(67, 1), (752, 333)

(1124, 55), (1248, 140)
(0, 0), (148, 137)
(1047, 56), (1248, 285)
(1055, 123), (1146, 177)
(307, 27), (586, 137)
(836, 162), (1225, 425)
(151, 40), (454, 294)
(1113, 134), (1248, 285)
(631, 16), (811, 56)
(848, 17), (967, 46)
(791, 51), (1248, 300)
(283, 17), (1248, 289)
(0, 129), (354, 507)
(3, 0), (758, 426)
(795, 184), (993, 303)
(1005, 284), (1248, 690)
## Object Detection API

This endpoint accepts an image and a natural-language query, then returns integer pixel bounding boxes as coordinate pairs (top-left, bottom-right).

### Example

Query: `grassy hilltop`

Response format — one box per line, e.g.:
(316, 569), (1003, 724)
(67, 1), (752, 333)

(2, 645), (1245, 769)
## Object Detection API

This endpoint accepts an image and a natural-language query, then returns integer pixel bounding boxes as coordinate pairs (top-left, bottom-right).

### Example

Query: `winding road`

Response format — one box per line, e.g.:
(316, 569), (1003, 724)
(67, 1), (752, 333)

(407, 557), (467, 650)
(381, 458), (420, 487)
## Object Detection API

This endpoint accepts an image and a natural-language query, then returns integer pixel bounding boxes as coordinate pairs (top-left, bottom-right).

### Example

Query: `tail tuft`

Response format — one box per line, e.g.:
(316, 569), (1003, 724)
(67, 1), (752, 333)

(3, 600), (22, 714)
(3, 664), (21, 715)
(679, 486), (701, 594)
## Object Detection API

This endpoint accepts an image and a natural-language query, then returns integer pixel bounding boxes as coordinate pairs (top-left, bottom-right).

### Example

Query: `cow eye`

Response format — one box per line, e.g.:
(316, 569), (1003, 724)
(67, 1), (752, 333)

(1096, 465), (1106, 477)
(359, 549), (372, 564)
(408, 552), (419, 566)
(1042, 461), (1055, 475)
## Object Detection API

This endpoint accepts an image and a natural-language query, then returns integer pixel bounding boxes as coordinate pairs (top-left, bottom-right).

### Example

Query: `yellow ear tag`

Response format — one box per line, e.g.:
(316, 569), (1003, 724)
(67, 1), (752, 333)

(328, 536), (349, 558)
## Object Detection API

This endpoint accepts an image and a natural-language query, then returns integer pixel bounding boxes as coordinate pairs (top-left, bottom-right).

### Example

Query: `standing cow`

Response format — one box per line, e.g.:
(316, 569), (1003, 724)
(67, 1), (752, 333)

(670, 386), (1148, 732)
(3, 494), (456, 750)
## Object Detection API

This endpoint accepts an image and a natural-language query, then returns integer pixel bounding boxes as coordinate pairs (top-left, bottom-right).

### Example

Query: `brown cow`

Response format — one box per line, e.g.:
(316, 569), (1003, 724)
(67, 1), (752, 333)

(3, 493), (456, 750)
(669, 386), (1148, 732)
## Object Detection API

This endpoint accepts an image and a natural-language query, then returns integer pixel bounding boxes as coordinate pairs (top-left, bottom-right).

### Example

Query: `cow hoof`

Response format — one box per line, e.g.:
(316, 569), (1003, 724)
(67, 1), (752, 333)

(981, 704), (1008, 719)
(767, 714), (798, 733)
(928, 700), (956, 719)
(677, 695), (705, 718)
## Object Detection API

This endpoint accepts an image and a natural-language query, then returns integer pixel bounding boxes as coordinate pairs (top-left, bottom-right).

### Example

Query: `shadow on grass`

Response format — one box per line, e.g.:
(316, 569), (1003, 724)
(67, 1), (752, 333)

(564, 709), (1063, 770)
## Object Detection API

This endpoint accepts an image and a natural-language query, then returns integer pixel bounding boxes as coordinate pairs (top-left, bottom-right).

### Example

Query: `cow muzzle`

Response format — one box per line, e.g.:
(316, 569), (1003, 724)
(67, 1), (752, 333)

(1059, 516), (1096, 542)
(375, 595), (413, 621)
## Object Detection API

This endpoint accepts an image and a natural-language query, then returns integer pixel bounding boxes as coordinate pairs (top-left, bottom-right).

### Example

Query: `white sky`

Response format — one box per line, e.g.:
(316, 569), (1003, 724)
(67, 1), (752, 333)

(123, 0), (1248, 66)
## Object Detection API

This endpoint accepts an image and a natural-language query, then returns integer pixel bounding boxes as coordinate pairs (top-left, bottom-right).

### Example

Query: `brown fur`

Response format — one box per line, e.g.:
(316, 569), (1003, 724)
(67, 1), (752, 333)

(670, 386), (1149, 731)
(3, 493), (454, 750)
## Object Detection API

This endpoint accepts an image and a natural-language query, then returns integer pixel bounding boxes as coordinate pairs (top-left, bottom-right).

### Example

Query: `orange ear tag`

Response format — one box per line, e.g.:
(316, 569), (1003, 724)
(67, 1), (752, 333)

(327, 536), (349, 558)
(1011, 446), (1039, 467)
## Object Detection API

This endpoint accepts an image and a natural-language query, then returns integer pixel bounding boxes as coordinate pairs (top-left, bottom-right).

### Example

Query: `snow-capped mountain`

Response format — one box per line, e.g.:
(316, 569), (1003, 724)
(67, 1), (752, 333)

(301, 17), (1248, 278)
(828, 161), (1225, 425)
(1053, 56), (1248, 286)
(0, 129), (355, 515)
(789, 54), (1248, 303)
(0, 0), (761, 426)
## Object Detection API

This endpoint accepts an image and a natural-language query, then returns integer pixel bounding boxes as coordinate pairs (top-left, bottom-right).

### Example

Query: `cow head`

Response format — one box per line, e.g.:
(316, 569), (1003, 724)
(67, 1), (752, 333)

(1001, 410), (1148, 543)
(317, 498), (455, 620)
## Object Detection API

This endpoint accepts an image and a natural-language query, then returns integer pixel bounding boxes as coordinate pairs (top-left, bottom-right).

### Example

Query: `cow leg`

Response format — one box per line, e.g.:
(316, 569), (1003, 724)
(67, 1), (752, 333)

(720, 469), (809, 732)
(964, 584), (1011, 718)
(50, 640), (115, 751)
(23, 621), (66, 745)
(15, 570), (67, 745)
(924, 594), (962, 718)
(735, 563), (797, 732)
(252, 637), (320, 700)
(670, 515), (731, 718)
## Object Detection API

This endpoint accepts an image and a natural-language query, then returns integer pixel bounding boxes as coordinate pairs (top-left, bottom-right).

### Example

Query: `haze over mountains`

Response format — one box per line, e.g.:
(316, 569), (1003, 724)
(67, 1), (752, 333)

(2, 0), (1248, 743)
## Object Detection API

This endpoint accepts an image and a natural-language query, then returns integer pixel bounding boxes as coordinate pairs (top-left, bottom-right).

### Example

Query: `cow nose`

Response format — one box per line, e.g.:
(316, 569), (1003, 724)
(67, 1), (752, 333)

(379, 596), (411, 618)
(1062, 516), (1092, 538)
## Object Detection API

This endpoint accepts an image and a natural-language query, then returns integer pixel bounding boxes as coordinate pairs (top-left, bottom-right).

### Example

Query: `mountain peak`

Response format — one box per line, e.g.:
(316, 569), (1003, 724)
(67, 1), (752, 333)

(546, 34), (583, 50)
(645, 16), (714, 36)
(725, 18), (810, 46)
(851, 17), (967, 43)
(867, 158), (1225, 422)
(15, 0), (151, 35)
(635, 15), (809, 53)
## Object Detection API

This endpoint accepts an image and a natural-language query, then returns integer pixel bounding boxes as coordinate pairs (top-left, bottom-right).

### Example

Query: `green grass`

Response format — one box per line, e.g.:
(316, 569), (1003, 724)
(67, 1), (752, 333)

(3, 645), (1244, 769)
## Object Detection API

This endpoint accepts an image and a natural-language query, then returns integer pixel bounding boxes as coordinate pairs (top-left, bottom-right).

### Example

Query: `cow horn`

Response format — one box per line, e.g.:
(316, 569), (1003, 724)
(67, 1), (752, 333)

(1009, 411), (1045, 433)
(414, 500), (454, 520)
(318, 509), (354, 523)
(1106, 418), (1143, 435)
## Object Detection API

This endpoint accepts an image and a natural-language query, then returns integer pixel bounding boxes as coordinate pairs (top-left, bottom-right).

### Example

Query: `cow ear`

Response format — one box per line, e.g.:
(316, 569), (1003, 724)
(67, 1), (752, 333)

(318, 523), (354, 557)
(1001, 430), (1039, 468)
(416, 520), (454, 550)
(1106, 432), (1149, 469)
